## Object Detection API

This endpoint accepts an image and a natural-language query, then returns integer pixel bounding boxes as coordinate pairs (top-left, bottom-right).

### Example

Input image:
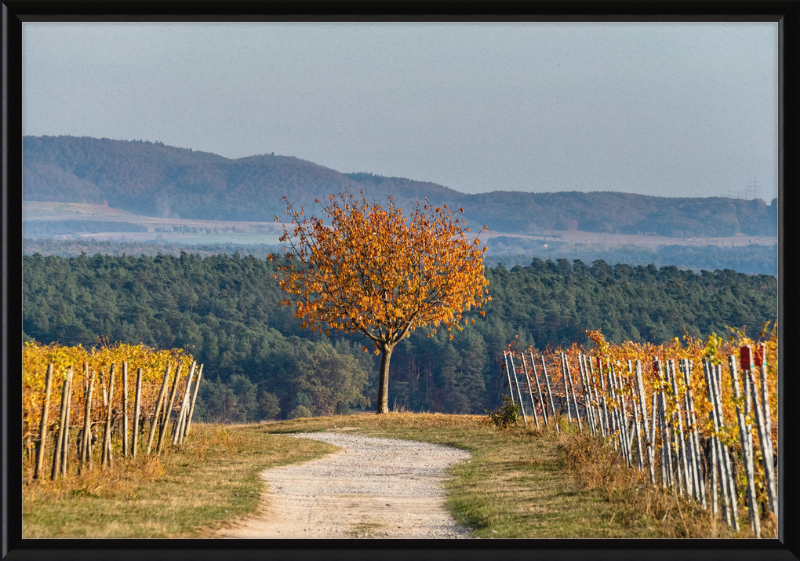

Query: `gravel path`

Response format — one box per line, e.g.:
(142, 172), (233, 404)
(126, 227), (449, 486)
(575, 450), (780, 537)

(218, 431), (473, 539)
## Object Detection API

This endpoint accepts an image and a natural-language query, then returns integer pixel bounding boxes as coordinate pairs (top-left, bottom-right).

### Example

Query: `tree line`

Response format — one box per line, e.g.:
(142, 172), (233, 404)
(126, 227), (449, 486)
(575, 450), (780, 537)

(23, 238), (778, 276)
(22, 252), (777, 421)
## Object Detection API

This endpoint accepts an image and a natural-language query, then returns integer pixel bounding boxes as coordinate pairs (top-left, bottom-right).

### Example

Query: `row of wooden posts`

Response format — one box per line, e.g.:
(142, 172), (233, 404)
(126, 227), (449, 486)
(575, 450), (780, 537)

(32, 361), (204, 481)
(502, 346), (777, 537)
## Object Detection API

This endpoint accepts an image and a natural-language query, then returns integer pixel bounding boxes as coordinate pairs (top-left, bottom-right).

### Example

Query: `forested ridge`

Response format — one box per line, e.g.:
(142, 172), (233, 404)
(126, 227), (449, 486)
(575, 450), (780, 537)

(24, 135), (777, 238)
(22, 253), (777, 421)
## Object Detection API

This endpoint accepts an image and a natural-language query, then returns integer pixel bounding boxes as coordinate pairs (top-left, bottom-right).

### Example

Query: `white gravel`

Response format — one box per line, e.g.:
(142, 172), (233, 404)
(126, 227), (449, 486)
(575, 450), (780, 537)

(218, 431), (474, 539)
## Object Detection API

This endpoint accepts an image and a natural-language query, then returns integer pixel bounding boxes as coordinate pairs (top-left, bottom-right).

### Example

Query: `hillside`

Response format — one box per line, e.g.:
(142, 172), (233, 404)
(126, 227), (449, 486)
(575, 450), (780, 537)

(23, 135), (777, 238)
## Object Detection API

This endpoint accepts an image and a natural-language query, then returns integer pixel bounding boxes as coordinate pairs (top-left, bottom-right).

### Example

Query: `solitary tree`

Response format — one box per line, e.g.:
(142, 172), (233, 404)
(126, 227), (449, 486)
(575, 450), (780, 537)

(271, 191), (490, 414)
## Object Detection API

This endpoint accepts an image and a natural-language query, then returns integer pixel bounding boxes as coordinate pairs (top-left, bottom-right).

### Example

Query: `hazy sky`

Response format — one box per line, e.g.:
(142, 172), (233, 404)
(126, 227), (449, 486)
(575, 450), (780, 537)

(23, 22), (778, 200)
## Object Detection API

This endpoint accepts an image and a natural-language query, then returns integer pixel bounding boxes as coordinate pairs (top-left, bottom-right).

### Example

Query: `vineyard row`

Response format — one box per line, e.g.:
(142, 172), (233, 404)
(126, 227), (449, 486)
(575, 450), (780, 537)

(23, 343), (204, 481)
(503, 339), (777, 538)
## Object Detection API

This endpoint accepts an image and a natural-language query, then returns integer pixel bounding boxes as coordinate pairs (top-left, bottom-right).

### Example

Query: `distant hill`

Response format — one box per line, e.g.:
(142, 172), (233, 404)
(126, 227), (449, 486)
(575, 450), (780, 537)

(23, 135), (777, 238)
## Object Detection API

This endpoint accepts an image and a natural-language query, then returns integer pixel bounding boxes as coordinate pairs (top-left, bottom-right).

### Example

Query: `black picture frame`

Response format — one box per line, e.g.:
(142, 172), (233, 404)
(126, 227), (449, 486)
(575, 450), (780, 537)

(2, 2), (797, 560)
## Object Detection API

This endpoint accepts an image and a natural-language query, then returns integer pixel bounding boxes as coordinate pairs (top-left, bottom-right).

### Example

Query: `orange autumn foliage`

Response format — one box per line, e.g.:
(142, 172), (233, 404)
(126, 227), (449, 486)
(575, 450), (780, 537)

(271, 191), (490, 413)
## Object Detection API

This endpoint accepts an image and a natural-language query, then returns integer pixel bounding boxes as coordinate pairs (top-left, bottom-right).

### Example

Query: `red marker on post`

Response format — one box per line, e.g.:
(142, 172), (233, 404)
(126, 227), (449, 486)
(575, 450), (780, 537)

(754, 344), (764, 368)
(740, 346), (752, 370)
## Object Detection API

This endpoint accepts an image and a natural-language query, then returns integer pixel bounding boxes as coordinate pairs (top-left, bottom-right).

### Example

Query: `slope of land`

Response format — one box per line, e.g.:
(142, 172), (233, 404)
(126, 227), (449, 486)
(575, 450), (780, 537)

(23, 135), (777, 238)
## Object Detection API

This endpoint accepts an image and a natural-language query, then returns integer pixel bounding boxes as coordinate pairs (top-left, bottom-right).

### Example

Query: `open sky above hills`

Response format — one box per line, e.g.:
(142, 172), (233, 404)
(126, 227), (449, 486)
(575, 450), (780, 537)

(23, 22), (778, 201)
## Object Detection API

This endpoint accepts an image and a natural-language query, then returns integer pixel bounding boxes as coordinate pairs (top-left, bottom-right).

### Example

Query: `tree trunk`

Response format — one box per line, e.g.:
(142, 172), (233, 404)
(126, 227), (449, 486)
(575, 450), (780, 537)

(377, 344), (393, 414)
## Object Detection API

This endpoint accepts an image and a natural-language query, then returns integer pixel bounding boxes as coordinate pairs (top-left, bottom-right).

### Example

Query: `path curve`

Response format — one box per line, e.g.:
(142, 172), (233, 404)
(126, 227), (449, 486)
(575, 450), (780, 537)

(217, 431), (473, 539)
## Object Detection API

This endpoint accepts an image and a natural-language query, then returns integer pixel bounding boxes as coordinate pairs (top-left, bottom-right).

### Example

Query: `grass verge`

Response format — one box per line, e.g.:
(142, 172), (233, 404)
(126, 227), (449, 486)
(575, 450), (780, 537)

(22, 423), (337, 538)
(266, 412), (752, 538)
(24, 412), (760, 538)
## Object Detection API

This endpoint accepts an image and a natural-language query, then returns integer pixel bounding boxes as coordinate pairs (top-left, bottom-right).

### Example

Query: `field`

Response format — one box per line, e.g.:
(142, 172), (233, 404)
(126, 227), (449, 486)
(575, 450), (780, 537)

(23, 201), (777, 249)
(22, 201), (284, 245)
(23, 412), (745, 539)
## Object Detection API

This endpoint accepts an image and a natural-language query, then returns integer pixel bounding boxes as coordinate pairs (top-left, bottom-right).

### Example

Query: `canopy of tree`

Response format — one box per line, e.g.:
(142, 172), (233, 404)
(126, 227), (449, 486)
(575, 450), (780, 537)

(24, 135), (777, 237)
(22, 252), (776, 422)
(274, 192), (489, 413)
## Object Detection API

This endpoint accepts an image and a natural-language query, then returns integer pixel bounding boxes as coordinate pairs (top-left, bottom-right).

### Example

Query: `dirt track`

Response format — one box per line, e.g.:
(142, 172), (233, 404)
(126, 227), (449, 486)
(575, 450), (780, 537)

(216, 431), (473, 539)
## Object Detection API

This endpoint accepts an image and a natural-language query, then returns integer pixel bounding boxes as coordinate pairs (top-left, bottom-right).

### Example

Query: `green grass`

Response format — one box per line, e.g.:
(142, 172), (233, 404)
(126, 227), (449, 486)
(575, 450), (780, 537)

(23, 423), (337, 538)
(23, 412), (753, 538)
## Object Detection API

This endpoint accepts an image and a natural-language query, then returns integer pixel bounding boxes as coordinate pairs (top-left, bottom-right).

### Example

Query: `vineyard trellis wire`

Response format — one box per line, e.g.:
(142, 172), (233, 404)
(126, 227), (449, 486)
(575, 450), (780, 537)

(501, 326), (778, 538)
(23, 341), (205, 481)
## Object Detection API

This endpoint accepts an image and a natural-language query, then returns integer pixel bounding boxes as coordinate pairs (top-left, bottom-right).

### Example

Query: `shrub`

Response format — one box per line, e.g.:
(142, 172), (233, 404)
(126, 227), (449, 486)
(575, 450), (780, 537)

(484, 395), (520, 429)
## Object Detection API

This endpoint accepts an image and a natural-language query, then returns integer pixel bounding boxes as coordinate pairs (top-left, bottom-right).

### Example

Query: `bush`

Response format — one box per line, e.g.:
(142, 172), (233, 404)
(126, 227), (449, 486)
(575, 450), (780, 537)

(484, 395), (520, 429)
(287, 405), (313, 419)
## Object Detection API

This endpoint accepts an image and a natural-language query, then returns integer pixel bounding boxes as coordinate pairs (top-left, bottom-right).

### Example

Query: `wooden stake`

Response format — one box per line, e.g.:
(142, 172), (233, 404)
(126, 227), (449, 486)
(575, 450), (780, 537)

(520, 354), (540, 430)
(716, 364), (740, 530)
(132, 368), (143, 457)
(183, 364), (204, 438)
(59, 367), (74, 477)
(101, 366), (115, 467)
(529, 353), (548, 426)
(158, 363), (183, 453)
(589, 358), (606, 438)
(540, 355), (559, 432)
(635, 360), (655, 484)
(704, 359), (731, 526)
(684, 359), (707, 509)
(503, 352), (516, 406)
(560, 354), (573, 430)
(758, 343), (772, 441)
(748, 369), (778, 516)
(174, 362), (197, 445)
(34, 364), (54, 480)
(578, 354), (596, 435)
(564, 354), (582, 433)
(147, 364), (172, 454)
(655, 359), (674, 488)
(122, 362), (129, 457)
(80, 369), (95, 473)
(729, 355), (761, 537)
(669, 361), (691, 497)
(508, 354), (528, 427)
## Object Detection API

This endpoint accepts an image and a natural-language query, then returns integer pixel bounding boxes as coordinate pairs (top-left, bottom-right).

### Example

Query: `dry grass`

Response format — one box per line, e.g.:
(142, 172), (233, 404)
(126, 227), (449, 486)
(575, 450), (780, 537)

(267, 412), (769, 538)
(557, 430), (773, 538)
(24, 412), (768, 539)
(22, 423), (337, 538)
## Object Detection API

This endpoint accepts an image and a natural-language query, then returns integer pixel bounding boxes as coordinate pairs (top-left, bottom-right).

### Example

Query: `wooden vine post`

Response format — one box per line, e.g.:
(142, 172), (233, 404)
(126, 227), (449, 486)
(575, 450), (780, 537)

(683, 359), (706, 509)
(80, 368), (95, 473)
(529, 353), (548, 427)
(101, 365), (116, 467)
(588, 357), (606, 438)
(563, 354), (582, 433)
(728, 353), (761, 537)
(540, 356), (559, 432)
(132, 367), (143, 457)
(520, 354), (540, 429)
(122, 361), (129, 457)
(635, 360), (656, 484)
(507, 353), (528, 427)
(59, 366), (75, 477)
(747, 358), (778, 517)
(147, 364), (172, 454)
(34, 364), (54, 480)
(183, 364), (204, 438)
(158, 363), (183, 453)
(502, 352), (516, 406)
(174, 362), (197, 445)
(559, 354), (573, 430)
